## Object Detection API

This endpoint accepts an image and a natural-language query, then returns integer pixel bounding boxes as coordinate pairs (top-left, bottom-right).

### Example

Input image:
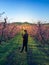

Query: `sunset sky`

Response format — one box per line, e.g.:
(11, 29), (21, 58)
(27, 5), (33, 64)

(0, 0), (49, 23)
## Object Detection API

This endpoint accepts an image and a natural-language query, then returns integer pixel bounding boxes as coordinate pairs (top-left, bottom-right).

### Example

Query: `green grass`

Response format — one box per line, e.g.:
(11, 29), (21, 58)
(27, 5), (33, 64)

(0, 34), (49, 65)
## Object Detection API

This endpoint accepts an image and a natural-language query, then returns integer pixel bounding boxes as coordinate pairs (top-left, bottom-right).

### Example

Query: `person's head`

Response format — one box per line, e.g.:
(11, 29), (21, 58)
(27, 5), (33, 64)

(24, 30), (27, 34)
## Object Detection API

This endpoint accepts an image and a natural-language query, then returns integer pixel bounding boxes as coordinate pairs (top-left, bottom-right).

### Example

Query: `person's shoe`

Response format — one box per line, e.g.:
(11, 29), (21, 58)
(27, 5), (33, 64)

(25, 51), (27, 53)
(20, 51), (23, 53)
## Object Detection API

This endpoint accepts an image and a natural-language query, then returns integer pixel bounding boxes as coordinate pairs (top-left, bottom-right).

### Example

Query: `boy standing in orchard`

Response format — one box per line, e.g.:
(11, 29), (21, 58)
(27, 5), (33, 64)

(20, 30), (28, 53)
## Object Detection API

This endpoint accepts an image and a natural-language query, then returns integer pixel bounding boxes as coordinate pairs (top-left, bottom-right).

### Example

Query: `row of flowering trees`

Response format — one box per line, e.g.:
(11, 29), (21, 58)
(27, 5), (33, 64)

(0, 18), (7, 43)
(0, 19), (21, 44)
(34, 22), (49, 46)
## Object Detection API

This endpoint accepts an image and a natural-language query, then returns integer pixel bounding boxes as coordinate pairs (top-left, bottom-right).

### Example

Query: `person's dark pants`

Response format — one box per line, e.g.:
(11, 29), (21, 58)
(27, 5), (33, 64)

(21, 42), (27, 52)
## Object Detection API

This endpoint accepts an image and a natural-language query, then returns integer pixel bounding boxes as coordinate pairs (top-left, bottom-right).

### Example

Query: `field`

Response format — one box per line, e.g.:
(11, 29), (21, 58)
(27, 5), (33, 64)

(0, 23), (49, 65)
(0, 33), (49, 65)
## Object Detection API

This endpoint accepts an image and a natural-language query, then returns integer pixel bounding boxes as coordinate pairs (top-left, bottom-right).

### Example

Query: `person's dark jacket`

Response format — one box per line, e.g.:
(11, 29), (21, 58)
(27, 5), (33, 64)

(23, 33), (28, 44)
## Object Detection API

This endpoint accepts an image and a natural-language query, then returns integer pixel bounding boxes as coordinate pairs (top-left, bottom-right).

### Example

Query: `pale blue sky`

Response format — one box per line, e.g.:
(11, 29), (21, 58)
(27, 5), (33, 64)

(0, 0), (49, 23)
